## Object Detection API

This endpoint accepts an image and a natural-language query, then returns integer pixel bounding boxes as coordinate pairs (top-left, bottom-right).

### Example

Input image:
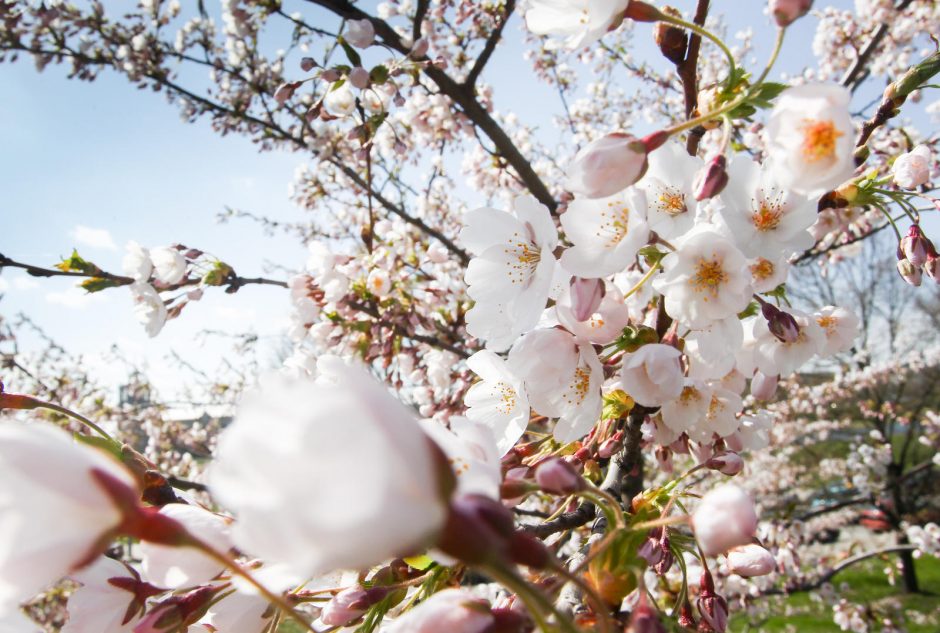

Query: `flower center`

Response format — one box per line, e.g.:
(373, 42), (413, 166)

(504, 233), (541, 285)
(752, 199), (784, 232)
(679, 386), (702, 405)
(706, 394), (725, 420)
(816, 315), (837, 334)
(563, 366), (592, 406)
(750, 258), (775, 281)
(655, 187), (687, 217)
(495, 381), (517, 414)
(596, 201), (631, 248)
(800, 119), (842, 163)
(691, 257), (727, 299)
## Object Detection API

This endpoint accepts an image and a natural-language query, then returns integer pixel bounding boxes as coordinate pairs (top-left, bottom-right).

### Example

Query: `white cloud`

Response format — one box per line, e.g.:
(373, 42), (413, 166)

(70, 225), (117, 251)
(13, 277), (39, 290)
(46, 287), (109, 309)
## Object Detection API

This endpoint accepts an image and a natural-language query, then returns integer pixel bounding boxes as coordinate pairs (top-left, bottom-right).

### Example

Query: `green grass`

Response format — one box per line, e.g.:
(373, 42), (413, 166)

(731, 555), (940, 632)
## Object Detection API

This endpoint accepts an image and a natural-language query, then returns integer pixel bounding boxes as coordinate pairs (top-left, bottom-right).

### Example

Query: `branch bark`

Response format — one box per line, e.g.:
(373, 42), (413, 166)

(839, 0), (917, 92)
(677, 0), (710, 156)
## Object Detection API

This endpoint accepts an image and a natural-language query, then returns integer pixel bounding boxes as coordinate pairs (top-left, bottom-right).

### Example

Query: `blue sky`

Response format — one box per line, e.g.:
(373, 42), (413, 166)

(1, 0), (934, 402)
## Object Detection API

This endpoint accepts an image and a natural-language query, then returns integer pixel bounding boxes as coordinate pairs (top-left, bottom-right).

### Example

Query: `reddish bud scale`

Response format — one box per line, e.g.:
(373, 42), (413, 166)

(624, 0), (665, 22)
(0, 392), (41, 410)
(694, 155), (729, 201)
(641, 130), (669, 153)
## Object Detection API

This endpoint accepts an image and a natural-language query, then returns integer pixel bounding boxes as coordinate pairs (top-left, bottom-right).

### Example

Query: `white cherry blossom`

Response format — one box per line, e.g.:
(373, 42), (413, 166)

(753, 310), (825, 375)
(620, 344), (684, 407)
(464, 350), (530, 455)
(525, 0), (629, 49)
(893, 144), (932, 189)
(660, 381), (710, 435)
(555, 281), (631, 345)
(813, 305), (860, 356)
(122, 241), (152, 281)
(637, 140), (702, 240)
(63, 557), (143, 633)
(653, 228), (753, 328)
(140, 503), (232, 589)
(462, 195), (559, 351)
(129, 283), (167, 338)
(150, 246), (186, 285)
(766, 83), (855, 196)
(559, 187), (650, 278)
(717, 157), (817, 258)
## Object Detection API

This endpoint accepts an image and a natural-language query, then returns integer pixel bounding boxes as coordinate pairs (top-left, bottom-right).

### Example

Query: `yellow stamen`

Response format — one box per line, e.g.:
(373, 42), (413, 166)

(801, 118), (842, 163)
(691, 257), (727, 300)
(750, 258), (775, 281)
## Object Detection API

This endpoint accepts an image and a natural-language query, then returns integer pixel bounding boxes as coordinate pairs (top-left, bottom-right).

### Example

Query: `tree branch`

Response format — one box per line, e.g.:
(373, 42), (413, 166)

(678, 0), (709, 156)
(839, 0), (917, 92)
(307, 0), (558, 213)
(464, 0), (516, 88)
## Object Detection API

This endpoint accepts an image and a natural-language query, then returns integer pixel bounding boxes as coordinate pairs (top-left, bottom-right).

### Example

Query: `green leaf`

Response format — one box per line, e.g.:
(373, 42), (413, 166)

(81, 277), (127, 293)
(403, 554), (436, 571)
(369, 64), (389, 85)
(55, 249), (102, 275)
(638, 245), (666, 268)
(338, 37), (362, 67)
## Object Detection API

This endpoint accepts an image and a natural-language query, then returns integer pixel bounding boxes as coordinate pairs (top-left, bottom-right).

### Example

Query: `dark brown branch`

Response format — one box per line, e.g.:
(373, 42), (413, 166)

(307, 0), (558, 213)
(796, 494), (870, 522)
(840, 0), (917, 92)
(412, 0), (430, 42)
(760, 545), (918, 596)
(464, 0), (516, 88)
(678, 0), (709, 156)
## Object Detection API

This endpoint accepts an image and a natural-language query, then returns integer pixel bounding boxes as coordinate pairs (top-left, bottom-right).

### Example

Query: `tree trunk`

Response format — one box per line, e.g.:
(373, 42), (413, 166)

(897, 534), (920, 593)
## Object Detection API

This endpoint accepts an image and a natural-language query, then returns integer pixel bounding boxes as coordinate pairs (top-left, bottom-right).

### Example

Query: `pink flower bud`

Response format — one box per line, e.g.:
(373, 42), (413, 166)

(320, 68), (340, 82)
(410, 37), (430, 58)
(750, 371), (778, 401)
(697, 571), (729, 632)
(693, 154), (729, 201)
(534, 458), (584, 495)
(598, 431), (623, 458)
(901, 224), (931, 267)
(564, 133), (649, 199)
(630, 593), (667, 633)
(726, 543), (776, 577)
(893, 144), (932, 189)
(347, 66), (371, 89)
(897, 258), (923, 286)
(678, 600), (697, 628)
(437, 494), (514, 565)
(300, 57), (317, 72)
(320, 585), (388, 626)
(386, 589), (493, 633)
(569, 277), (605, 321)
(761, 302), (800, 343)
(273, 82), (298, 105)
(925, 254), (940, 284)
(692, 484), (758, 557)
(705, 451), (744, 476)
(769, 0), (812, 27)
(345, 19), (375, 48)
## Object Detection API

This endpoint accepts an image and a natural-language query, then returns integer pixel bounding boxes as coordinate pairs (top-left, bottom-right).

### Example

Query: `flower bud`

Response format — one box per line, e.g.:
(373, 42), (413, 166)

(134, 585), (222, 633)
(320, 585), (388, 626)
(653, 7), (687, 65)
(750, 371), (778, 401)
(678, 600), (697, 628)
(924, 254), (940, 284)
(569, 277), (605, 321)
(697, 571), (729, 633)
(726, 543), (776, 577)
(437, 494), (514, 565)
(273, 82), (299, 105)
(693, 154), (729, 200)
(534, 458), (585, 495)
(348, 66), (370, 90)
(598, 431), (623, 458)
(897, 258), (923, 287)
(893, 144), (932, 189)
(630, 592), (667, 633)
(692, 484), (758, 557)
(901, 224), (931, 267)
(564, 133), (649, 199)
(769, 0), (812, 27)
(705, 451), (744, 476)
(300, 57), (317, 72)
(345, 19), (375, 48)
(410, 37), (430, 59)
(761, 302), (800, 343)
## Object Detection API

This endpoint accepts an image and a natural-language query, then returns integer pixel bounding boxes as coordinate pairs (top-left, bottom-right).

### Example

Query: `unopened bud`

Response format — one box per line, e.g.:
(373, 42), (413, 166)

(321, 585), (388, 626)
(653, 7), (687, 65)
(769, 0), (813, 27)
(597, 431), (623, 458)
(273, 81), (299, 105)
(924, 254), (940, 284)
(694, 155), (729, 201)
(897, 258), (923, 287)
(678, 600), (697, 628)
(320, 68), (341, 82)
(410, 37), (429, 59)
(705, 451), (744, 476)
(901, 224), (931, 267)
(534, 458), (584, 495)
(569, 277), (605, 321)
(348, 66), (370, 90)
(623, 0), (664, 22)
(300, 57), (317, 72)
(726, 543), (776, 578)
(630, 592), (667, 633)
(761, 302), (800, 343)
(697, 571), (729, 633)
(750, 371), (778, 401)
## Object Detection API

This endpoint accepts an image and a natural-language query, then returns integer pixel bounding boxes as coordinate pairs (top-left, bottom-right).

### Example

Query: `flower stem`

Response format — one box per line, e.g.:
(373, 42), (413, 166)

(753, 27), (786, 87)
(30, 399), (116, 442)
(622, 264), (661, 300)
(193, 540), (317, 632)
